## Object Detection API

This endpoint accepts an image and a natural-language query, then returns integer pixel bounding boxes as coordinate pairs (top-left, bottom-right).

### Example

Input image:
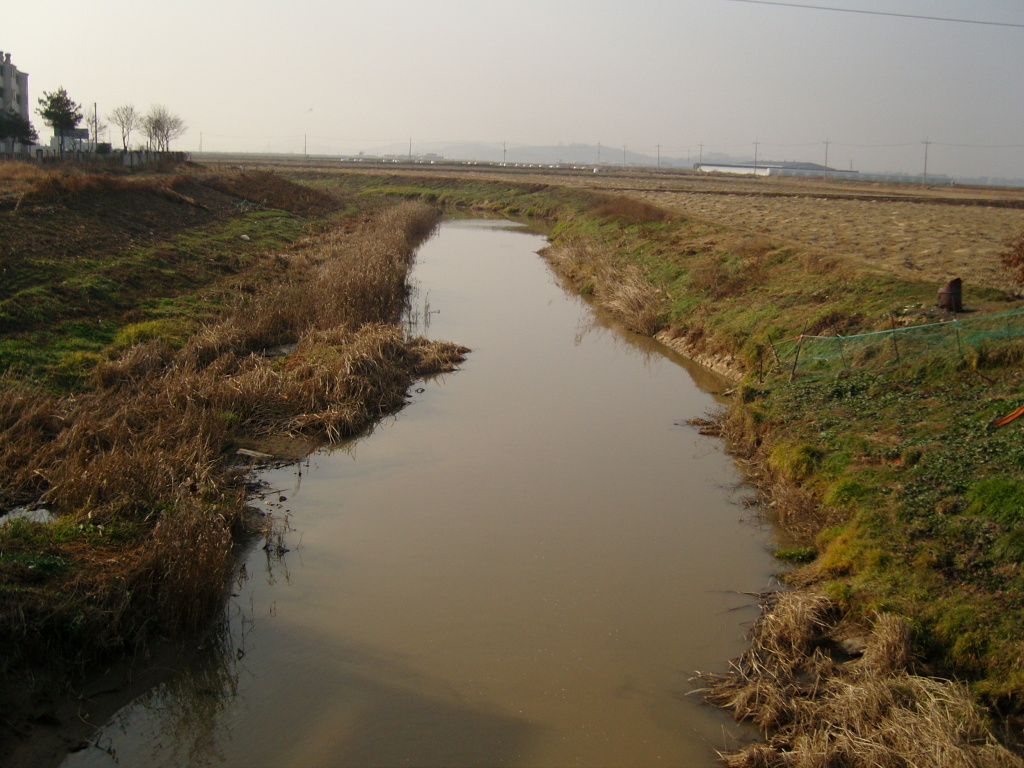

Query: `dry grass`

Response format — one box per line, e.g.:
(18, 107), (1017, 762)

(0, 160), (45, 196)
(590, 194), (668, 225)
(634, 181), (1024, 294)
(0, 200), (466, 669)
(1001, 228), (1024, 288)
(543, 235), (664, 335)
(699, 592), (1023, 768)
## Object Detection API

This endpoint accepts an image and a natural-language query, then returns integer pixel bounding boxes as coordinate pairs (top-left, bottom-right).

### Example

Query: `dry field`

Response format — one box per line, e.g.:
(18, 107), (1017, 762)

(640, 188), (1024, 293)
(235, 156), (1024, 295)
(543, 172), (1024, 295)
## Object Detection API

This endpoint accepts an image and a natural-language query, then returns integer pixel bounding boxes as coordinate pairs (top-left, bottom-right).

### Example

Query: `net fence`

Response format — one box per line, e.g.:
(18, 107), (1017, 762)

(768, 307), (1024, 379)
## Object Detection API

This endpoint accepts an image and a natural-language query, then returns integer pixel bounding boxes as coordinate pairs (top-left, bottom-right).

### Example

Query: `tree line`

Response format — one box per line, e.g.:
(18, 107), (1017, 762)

(0, 86), (187, 157)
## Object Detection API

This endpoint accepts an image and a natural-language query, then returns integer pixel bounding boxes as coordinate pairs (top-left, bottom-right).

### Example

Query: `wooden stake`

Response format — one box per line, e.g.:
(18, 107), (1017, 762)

(789, 336), (804, 382)
(889, 315), (901, 364)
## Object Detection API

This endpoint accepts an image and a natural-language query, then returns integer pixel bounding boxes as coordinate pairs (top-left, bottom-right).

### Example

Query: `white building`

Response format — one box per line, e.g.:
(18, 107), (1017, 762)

(693, 161), (859, 179)
(0, 51), (30, 122)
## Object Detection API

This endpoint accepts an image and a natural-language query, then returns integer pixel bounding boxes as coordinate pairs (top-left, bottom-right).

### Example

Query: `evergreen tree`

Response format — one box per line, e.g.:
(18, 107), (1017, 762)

(37, 87), (83, 157)
(0, 109), (38, 154)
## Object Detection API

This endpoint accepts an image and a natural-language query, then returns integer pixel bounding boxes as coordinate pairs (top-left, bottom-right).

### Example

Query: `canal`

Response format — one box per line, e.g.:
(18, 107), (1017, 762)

(63, 218), (780, 767)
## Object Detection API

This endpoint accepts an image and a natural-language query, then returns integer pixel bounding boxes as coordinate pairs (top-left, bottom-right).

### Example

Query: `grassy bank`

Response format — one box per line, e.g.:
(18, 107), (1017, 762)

(0, 165), (467, 756)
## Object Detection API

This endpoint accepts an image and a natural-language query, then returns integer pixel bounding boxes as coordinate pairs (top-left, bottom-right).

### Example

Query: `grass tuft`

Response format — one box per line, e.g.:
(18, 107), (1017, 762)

(700, 592), (1022, 768)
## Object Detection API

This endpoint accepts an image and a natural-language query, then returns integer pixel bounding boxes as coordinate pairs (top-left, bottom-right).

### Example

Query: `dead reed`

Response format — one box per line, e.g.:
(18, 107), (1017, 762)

(542, 235), (664, 336)
(699, 591), (1022, 768)
(0, 200), (464, 670)
(0, 160), (44, 196)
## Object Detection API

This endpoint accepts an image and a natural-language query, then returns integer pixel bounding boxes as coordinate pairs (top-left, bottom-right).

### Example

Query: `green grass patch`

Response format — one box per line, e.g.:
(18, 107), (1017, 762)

(1, 205), (314, 391)
(773, 545), (818, 564)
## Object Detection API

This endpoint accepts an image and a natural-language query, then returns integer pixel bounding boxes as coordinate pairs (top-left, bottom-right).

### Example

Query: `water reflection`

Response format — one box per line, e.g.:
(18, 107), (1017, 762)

(88, 606), (245, 767)
(81, 585), (541, 768)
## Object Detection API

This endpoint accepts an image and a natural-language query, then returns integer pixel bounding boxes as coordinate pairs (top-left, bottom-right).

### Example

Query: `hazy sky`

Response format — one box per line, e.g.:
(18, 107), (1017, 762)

(7, 0), (1024, 178)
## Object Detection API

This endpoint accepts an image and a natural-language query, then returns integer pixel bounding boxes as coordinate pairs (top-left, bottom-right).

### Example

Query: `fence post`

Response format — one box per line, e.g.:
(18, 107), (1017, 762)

(836, 335), (850, 370)
(953, 318), (963, 358)
(766, 333), (781, 366)
(889, 315), (901, 365)
(789, 336), (804, 382)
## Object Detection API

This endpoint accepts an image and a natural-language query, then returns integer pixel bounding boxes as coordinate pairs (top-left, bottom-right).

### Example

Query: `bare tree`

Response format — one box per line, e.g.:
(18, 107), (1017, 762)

(143, 104), (187, 152)
(108, 104), (140, 151)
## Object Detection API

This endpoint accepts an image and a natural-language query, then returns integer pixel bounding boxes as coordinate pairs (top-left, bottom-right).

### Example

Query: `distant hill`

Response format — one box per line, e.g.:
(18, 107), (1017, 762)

(354, 140), (1023, 187)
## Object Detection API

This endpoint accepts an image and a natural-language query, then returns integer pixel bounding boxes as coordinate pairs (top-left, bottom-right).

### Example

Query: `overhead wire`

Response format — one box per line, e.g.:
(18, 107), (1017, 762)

(724, 0), (1024, 29)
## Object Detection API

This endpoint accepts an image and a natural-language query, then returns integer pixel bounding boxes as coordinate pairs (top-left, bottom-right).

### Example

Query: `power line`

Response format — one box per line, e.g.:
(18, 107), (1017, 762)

(934, 142), (1024, 149)
(724, 0), (1024, 29)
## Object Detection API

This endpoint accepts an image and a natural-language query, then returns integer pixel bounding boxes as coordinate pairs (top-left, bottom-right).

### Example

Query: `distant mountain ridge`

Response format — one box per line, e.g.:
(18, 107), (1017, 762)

(352, 140), (1022, 187)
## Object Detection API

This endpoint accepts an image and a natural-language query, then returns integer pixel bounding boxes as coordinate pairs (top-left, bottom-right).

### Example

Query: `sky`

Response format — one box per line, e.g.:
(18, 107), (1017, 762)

(6, 0), (1024, 179)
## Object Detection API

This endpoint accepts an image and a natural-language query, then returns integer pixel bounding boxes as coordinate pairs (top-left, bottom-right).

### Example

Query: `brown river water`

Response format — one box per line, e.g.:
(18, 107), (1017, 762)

(62, 219), (781, 767)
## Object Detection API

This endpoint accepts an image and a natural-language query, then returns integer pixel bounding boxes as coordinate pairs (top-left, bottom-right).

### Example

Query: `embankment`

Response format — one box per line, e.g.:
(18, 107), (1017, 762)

(535, 191), (1024, 765)
(0, 166), (466, 763)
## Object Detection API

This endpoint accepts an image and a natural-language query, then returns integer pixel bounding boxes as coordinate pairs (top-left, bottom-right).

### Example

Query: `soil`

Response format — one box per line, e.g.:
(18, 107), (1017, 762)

(0, 178), (234, 282)
(1, 637), (203, 768)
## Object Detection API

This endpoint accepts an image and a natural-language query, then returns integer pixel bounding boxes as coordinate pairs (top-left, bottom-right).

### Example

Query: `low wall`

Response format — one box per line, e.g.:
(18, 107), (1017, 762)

(30, 149), (190, 167)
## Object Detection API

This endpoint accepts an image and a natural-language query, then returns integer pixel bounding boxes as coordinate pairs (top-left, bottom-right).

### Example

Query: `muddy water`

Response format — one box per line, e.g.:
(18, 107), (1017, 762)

(63, 220), (780, 768)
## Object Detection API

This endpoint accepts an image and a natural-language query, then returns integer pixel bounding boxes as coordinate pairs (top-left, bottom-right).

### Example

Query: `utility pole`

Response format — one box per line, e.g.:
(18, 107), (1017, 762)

(622, 144), (626, 168)
(824, 138), (830, 178)
(597, 141), (602, 165)
(502, 141), (506, 165)
(698, 142), (704, 168)
(408, 137), (412, 162)
(656, 143), (661, 169)
(922, 138), (931, 184)
(754, 140), (760, 173)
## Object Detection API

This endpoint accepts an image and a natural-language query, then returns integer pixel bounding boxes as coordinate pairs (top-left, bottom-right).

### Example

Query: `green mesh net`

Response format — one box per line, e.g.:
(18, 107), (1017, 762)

(768, 307), (1024, 379)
